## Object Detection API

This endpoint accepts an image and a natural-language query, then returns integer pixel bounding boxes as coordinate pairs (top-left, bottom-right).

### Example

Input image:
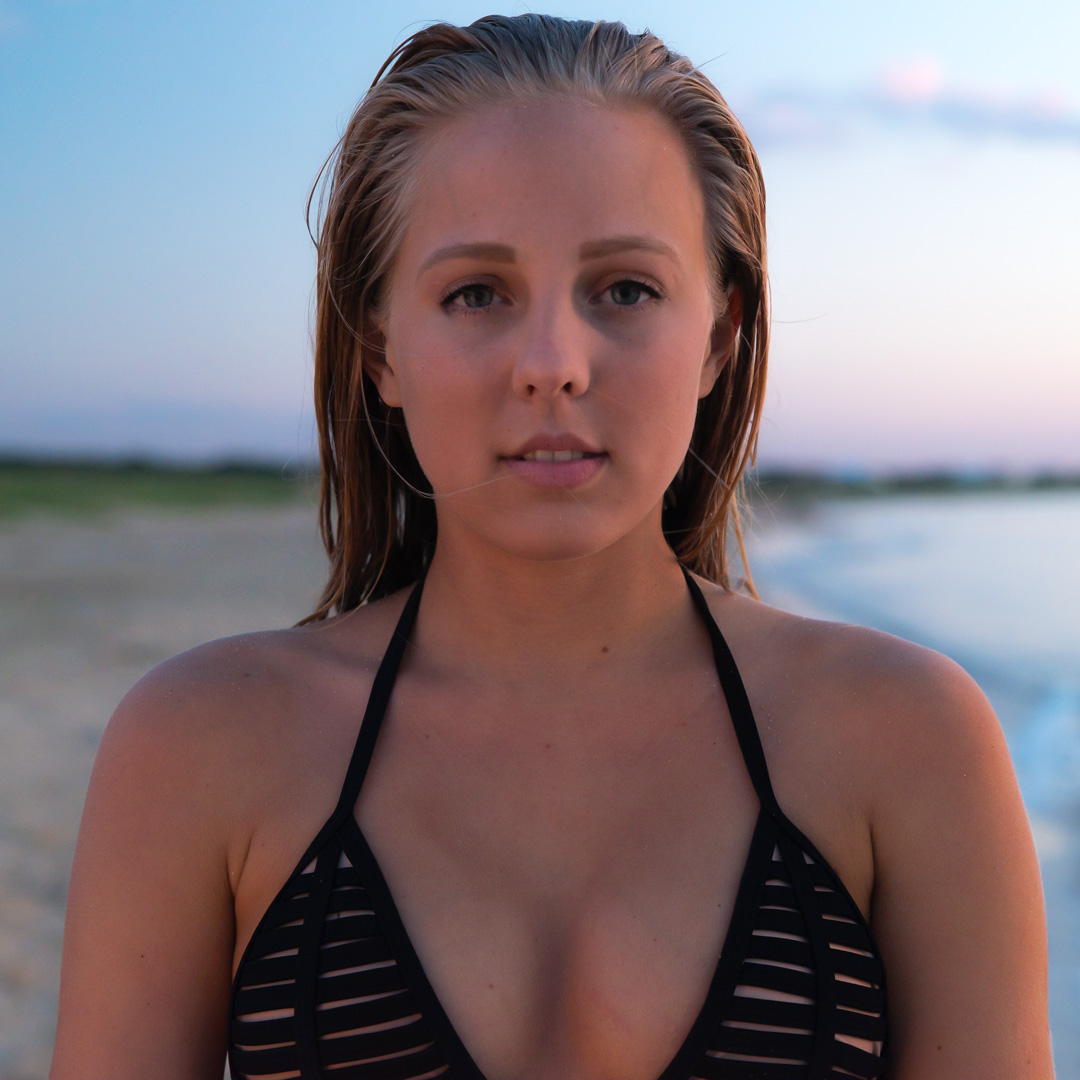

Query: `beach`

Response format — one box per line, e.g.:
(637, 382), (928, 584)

(747, 489), (1080, 1077)
(1, 495), (1077, 1076)
(0, 505), (327, 1077)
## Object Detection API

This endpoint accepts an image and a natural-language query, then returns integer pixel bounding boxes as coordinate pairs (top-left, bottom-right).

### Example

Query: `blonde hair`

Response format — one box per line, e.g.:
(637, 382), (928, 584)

(305, 13), (769, 618)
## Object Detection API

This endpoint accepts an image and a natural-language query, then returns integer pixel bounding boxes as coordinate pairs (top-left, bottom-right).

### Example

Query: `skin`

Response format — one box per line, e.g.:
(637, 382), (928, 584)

(51, 97), (1052, 1080)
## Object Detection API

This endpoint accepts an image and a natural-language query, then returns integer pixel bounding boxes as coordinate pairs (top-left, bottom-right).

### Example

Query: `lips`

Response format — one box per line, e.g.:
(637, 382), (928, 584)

(503, 433), (604, 460)
(519, 448), (593, 462)
(500, 434), (607, 489)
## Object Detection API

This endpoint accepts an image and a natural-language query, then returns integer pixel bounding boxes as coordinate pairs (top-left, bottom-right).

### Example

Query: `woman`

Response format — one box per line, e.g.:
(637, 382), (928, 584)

(51, 14), (1052, 1080)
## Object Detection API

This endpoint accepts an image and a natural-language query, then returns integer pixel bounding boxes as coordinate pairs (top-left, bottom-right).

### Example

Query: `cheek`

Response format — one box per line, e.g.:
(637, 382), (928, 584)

(394, 349), (500, 486)
(610, 340), (706, 467)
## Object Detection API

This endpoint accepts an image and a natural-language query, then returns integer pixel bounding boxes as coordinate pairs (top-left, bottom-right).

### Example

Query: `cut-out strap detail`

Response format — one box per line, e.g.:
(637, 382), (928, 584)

(229, 568), (888, 1079)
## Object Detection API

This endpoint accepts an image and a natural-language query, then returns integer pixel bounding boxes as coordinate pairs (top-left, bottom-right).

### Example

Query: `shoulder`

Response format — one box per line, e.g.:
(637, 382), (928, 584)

(54, 583), (419, 1074)
(693, 598), (1051, 1074)
(108, 585), (412, 742)
(93, 588), (415, 875)
(695, 581), (1021, 894)
(698, 580), (1004, 784)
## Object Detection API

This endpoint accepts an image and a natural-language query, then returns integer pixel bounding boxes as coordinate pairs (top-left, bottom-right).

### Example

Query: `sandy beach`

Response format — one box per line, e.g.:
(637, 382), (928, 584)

(2, 500), (1076, 1076)
(0, 506), (327, 1077)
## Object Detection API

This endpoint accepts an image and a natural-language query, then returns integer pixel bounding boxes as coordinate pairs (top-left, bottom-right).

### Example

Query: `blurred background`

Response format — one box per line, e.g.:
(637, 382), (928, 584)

(0, 0), (1077, 1075)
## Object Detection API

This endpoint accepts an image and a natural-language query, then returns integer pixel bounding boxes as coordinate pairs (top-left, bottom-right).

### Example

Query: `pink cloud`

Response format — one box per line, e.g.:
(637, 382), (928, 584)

(735, 63), (1079, 147)
(878, 56), (945, 105)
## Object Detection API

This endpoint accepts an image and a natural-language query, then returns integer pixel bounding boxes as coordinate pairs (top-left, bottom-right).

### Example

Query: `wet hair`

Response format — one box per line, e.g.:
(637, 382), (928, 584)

(304, 13), (768, 618)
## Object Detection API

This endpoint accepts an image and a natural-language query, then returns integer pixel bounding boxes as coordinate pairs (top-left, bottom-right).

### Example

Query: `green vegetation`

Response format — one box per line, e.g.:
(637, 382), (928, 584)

(748, 469), (1080, 505)
(1, 458), (1077, 521)
(0, 458), (318, 519)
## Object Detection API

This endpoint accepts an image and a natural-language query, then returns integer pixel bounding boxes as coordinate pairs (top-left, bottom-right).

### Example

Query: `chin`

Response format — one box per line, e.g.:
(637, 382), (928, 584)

(436, 485), (664, 567)
(477, 511), (647, 567)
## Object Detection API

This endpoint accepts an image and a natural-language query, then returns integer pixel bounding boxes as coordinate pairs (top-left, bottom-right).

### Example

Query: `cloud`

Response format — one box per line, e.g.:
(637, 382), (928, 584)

(733, 88), (851, 147)
(734, 58), (1080, 149)
(878, 55), (946, 105)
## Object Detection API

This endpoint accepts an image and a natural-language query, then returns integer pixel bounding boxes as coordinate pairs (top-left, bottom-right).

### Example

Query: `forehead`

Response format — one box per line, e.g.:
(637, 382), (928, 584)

(396, 96), (708, 272)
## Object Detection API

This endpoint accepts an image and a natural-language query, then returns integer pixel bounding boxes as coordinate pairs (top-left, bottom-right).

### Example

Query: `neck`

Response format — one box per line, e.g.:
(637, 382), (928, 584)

(413, 516), (695, 695)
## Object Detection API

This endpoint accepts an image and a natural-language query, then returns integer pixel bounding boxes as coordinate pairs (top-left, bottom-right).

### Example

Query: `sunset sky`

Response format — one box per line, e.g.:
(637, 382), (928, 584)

(2, 0), (1078, 471)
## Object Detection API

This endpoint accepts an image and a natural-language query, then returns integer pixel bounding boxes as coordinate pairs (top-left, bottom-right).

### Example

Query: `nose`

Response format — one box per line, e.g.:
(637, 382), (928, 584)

(510, 295), (591, 400)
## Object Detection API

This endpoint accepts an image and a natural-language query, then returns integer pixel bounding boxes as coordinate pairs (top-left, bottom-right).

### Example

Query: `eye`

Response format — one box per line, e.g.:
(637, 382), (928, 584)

(601, 278), (662, 308)
(440, 274), (665, 315)
(441, 283), (498, 312)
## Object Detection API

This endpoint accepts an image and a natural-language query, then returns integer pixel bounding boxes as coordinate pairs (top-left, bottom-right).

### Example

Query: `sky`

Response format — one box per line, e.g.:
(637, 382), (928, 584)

(1, 0), (1078, 472)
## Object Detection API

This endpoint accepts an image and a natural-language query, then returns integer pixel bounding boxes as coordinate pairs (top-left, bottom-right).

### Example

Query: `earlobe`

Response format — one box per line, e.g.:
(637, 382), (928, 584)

(360, 322), (403, 408)
(698, 285), (743, 399)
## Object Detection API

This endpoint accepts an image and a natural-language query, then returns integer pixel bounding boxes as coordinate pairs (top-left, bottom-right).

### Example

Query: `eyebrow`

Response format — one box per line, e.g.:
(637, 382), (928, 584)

(418, 235), (679, 276)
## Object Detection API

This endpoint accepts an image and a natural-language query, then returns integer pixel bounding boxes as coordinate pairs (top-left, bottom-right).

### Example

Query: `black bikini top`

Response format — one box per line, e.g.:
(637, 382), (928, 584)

(229, 570), (888, 1079)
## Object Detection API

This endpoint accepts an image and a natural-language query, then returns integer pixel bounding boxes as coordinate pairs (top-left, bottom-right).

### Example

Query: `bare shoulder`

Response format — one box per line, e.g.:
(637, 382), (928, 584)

(51, 580), (415, 1076)
(693, 580), (1021, 913)
(95, 588), (414, 875)
(112, 584), (410, 737)
(696, 582), (1050, 1075)
(52, 591), (421, 1076)
(699, 582), (1006, 799)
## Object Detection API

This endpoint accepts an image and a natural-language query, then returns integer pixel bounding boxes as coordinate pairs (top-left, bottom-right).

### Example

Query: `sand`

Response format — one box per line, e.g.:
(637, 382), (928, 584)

(2, 505), (1074, 1076)
(0, 506), (326, 1078)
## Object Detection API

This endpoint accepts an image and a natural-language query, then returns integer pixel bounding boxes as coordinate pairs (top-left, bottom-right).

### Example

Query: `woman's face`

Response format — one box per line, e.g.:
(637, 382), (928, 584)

(369, 96), (737, 565)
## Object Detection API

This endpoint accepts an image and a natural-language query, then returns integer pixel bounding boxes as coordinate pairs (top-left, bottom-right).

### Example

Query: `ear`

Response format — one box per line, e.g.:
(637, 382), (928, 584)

(698, 284), (743, 399)
(360, 318), (404, 408)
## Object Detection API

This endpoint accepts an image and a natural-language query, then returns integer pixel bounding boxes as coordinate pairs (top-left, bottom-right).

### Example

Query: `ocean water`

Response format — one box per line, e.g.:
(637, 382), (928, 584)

(745, 490), (1080, 1076)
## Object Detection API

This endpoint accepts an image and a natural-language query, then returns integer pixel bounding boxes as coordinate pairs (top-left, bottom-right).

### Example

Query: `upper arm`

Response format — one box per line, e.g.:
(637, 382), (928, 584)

(51, 663), (244, 1080)
(866, 653), (1052, 1079)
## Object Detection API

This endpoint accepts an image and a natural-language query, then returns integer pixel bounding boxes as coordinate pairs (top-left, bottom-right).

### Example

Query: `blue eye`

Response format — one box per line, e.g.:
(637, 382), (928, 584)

(436, 276), (660, 315)
(443, 283), (496, 310)
(607, 280), (660, 306)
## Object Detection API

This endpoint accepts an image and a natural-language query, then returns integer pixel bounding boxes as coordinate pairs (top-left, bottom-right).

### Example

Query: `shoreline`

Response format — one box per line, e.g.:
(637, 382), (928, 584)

(0, 506), (327, 1078)
(2, 498), (1076, 1077)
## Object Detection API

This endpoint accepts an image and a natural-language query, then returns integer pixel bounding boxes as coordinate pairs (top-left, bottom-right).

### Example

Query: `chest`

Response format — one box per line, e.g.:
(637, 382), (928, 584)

(231, 644), (878, 1080)
(350, 684), (761, 1080)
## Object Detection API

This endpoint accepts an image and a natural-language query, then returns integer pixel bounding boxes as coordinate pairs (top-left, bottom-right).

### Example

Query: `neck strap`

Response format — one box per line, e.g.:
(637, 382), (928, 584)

(332, 567), (779, 821)
(681, 567), (780, 816)
(332, 574), (426, 821)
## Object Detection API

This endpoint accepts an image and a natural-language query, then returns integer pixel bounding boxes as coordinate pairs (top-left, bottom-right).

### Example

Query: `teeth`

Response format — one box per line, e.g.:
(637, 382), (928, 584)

(523, 449), (587, 462)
